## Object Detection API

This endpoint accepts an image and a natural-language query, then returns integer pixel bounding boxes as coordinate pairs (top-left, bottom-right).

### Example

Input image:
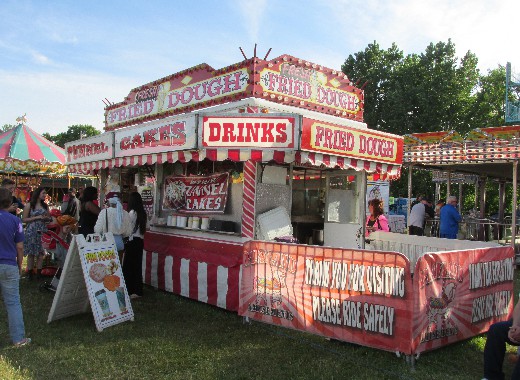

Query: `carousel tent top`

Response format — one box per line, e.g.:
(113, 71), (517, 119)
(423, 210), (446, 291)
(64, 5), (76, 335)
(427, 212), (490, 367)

(0, 117), (66, 176)
(404, 125), (520, 180)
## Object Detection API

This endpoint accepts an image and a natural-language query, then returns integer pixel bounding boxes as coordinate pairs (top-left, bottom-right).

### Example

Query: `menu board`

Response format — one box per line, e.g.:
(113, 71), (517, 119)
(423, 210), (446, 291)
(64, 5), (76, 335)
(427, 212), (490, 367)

(47, 233), (134, 332)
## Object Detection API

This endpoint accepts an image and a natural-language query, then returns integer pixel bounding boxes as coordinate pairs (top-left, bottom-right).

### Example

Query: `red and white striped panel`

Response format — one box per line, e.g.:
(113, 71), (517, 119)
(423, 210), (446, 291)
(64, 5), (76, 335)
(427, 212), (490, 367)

(67, 149), (296, 175)
(241, 160), (256, 238)
(296, 151), (401, 180)
(143, 232), (243, 312)
(68, 150), (401, 180)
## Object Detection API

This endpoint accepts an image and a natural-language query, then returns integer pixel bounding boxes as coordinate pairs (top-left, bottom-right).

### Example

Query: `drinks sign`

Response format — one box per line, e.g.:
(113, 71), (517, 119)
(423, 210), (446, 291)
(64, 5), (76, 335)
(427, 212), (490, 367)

(163, 172), (229, 214)
(201, 114), (297, 149)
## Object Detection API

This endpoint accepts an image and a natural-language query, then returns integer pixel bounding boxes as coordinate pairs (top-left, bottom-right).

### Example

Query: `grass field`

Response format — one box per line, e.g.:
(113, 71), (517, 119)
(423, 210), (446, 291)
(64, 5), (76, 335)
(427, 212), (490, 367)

(0, 270), (518, 380)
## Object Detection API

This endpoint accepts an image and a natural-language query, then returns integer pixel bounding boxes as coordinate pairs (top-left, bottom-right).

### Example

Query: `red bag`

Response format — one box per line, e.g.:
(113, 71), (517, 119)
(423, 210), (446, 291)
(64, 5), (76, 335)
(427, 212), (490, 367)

(41, 232), (57, 250)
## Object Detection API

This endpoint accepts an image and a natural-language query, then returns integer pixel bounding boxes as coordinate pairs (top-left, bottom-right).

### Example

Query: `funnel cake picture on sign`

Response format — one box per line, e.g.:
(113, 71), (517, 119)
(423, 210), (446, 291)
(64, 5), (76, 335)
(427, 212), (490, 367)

(163, 177), (187, 210)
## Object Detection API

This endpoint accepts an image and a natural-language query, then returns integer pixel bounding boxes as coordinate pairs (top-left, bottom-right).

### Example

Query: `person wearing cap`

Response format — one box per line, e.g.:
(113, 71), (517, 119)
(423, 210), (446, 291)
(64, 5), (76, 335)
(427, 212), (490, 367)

(408, 197), (435, 236)
(439, 195), (462, 239)
(94, 193), (132, 256)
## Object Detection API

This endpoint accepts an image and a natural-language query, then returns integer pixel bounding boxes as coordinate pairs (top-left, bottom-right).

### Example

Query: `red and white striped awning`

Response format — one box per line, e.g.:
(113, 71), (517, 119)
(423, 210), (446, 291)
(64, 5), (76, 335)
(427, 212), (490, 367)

(68, 149), (401, 179)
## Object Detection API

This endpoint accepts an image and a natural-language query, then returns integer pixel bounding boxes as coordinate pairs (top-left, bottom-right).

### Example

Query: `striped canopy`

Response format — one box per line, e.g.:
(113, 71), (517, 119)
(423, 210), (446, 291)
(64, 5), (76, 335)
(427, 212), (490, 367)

(0, 123), (66, 175)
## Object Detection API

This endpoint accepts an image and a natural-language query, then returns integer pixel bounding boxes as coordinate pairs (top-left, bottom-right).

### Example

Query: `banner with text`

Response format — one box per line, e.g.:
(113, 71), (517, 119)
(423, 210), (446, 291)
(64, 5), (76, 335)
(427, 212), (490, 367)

(114, 114), (197, 157)
(239, 241), (413, 354)
(162, 172), (229, 214)
(301, 118), (403, 164)
(412, 246), (514, 354)
(201, 114), (298, 149)
(65, 133), (114, 165)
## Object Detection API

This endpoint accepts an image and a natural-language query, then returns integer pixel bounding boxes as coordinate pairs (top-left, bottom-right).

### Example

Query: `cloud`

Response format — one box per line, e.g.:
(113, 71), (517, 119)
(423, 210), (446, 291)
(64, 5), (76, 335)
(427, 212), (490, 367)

(0, 70), (135, 135)
(233, 0), (268, 42)
(321, 0), (520, 71)
(31, 51), (51, 65)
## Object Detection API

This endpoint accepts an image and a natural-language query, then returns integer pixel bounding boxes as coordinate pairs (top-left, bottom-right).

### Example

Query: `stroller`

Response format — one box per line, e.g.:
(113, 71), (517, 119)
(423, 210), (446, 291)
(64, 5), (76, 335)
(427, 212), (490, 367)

(39, 226), (70, 292)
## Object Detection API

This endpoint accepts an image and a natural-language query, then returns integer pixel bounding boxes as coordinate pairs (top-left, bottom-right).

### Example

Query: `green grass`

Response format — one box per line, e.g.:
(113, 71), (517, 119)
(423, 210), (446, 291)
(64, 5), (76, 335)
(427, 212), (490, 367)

(0, 273), (518, 380)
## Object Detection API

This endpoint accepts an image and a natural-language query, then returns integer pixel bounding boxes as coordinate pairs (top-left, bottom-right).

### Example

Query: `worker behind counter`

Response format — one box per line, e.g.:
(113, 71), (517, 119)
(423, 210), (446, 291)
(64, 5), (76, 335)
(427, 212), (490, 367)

(408, 197), (434, 236)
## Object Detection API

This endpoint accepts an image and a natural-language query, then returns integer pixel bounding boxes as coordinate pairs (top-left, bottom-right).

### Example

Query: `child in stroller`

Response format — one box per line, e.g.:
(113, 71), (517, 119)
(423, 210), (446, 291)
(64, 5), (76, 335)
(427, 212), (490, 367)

(40, 215), (77, 291)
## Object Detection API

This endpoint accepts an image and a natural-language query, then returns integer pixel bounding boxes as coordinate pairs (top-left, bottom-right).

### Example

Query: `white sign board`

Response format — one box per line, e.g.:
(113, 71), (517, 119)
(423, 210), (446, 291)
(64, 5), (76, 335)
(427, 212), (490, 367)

(65, 132), (114, 165)
(114, 114), (197, 158)
(48, 233), (134, 332)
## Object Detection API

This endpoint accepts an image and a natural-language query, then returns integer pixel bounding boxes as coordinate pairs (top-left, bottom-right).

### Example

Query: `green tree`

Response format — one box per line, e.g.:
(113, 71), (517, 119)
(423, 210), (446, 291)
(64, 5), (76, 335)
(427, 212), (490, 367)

(1, 124), (16, 132)
(342, 41), (404, 133)
(468, 66), (507, 128)
(46, 125), (101, 148)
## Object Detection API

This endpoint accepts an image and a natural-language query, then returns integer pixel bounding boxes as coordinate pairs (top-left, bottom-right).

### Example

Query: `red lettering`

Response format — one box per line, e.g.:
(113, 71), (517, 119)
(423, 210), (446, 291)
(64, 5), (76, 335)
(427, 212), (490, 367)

(261, 123), (274, 142)
(143, 128), (158, 147)
(208, 123), (221, 141)
(222, 123), (235, 143)
(276, 123), (288, 143)
(120, 137), (131, 150)
(170, 123), (186, 145)
(223, 72), (242, 93)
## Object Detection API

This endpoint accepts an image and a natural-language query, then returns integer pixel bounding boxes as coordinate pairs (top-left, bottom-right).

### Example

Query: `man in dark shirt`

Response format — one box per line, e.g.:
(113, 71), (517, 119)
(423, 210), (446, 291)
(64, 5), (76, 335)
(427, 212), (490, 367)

(1, 179), (24, 216)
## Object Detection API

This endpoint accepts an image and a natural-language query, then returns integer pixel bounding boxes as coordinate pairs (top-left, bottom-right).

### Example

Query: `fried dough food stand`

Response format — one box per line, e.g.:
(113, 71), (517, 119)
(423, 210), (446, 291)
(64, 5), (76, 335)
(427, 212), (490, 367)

(66, 54), (513, 358)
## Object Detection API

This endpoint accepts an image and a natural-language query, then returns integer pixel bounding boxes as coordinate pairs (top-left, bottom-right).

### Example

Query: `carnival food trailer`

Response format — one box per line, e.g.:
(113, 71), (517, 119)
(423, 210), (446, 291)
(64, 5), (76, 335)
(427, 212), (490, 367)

(66, 54), (513, 357)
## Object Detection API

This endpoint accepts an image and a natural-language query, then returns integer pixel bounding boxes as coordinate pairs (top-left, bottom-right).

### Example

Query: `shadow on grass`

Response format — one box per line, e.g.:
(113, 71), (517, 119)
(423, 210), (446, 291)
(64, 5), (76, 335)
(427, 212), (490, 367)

(0, 277), (516, 380)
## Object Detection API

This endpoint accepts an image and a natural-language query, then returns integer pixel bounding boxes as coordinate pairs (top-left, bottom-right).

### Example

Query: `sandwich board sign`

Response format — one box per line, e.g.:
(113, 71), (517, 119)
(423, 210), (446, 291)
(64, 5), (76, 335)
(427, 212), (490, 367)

(48, 232), (134, 331)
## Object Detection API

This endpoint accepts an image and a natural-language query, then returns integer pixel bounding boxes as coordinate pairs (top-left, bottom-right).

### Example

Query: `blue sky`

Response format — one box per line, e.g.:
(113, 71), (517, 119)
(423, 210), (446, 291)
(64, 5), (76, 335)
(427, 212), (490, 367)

(1, 0), (519, 136)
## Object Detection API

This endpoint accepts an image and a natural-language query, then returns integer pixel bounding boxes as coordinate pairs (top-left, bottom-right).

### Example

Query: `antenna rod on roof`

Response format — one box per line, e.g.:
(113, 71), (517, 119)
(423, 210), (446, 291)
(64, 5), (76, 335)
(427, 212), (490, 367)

(102, 99), (109, 106)
(239, 47), (247, 60)
(253, 43), (257, 58)
(104, 98), (112, 105)
(263, 48), (272, 60)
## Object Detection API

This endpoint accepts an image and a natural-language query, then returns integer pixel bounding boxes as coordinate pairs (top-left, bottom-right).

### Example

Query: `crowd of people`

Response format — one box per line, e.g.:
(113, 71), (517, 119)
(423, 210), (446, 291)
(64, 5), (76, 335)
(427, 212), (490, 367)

(0, 178), (148, 347)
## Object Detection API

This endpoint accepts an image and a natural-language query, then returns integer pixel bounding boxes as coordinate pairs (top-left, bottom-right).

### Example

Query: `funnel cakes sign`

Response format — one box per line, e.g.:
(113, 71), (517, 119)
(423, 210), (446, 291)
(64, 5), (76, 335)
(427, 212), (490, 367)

(114, 114), (197, 158)
(65, 133), (113, 165)
(163, 172), (229, 214)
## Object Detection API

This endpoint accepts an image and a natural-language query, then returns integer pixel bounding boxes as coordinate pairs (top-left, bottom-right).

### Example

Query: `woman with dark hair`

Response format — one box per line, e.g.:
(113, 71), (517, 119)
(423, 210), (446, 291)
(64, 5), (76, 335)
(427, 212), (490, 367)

(78, 186), (100, 237)
(365, 198), (389, 236)
(22, 187), (51, 280)
(123, 192), (147, 298)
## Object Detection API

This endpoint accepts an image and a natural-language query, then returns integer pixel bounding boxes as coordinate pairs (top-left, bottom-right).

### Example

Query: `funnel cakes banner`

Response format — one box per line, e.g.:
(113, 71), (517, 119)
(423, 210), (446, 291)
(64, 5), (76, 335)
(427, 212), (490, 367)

(163, 172), (229, 214)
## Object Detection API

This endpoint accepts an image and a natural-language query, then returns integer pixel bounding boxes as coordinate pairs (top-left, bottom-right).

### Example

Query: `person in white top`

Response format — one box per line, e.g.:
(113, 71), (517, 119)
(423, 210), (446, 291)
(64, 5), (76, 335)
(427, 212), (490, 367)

(122, 192), (147, 299)
(94, 193), (132, 255)
(408, 197), (434, 236)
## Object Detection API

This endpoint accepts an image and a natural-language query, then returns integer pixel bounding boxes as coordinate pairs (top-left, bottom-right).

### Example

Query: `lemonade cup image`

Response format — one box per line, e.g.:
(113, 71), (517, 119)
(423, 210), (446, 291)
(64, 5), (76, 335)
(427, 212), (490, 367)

(115, 287), (127, 313)
(95, 289), (112, 317)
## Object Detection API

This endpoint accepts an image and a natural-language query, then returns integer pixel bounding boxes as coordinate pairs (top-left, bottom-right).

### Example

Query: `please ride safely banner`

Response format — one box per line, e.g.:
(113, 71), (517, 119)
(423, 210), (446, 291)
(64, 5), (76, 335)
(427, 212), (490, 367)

(239, 241), (413, 354)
